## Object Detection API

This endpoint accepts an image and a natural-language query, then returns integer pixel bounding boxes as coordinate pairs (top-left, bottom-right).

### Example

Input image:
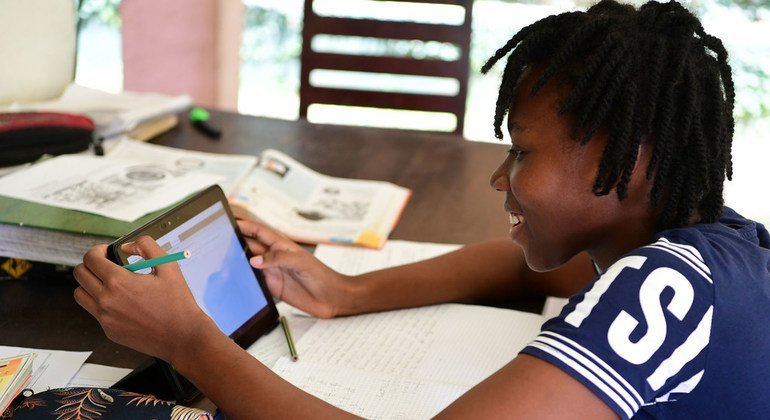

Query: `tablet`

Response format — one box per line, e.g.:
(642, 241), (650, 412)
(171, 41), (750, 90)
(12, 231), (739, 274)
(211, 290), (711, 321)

(107, 185), (279, 401)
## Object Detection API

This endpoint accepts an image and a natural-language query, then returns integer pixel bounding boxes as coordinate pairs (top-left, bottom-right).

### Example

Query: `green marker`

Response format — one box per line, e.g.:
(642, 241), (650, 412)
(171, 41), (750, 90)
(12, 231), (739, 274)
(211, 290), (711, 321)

(189, 106), (210, 123)
(189, 107), (221, 139)
(123, 250), (191, 272)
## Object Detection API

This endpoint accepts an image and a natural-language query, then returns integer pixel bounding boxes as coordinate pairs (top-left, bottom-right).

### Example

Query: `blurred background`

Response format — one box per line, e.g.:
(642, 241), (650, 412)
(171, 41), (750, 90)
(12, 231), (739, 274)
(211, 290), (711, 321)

(75, 0), (770, 219)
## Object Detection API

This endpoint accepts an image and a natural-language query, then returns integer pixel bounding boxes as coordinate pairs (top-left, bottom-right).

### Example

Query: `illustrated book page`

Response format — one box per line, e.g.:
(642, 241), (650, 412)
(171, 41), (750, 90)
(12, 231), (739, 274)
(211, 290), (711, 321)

(230, 149), (411, 248)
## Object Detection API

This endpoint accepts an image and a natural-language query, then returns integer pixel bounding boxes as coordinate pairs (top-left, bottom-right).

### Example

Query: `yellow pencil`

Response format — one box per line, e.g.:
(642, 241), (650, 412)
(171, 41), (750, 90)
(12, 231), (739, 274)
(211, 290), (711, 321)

(280, 316), (298, 361)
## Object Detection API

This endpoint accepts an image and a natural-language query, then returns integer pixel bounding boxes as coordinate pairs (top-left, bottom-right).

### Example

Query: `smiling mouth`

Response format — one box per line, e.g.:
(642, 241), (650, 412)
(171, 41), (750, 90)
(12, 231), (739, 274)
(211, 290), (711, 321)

(509, 213), (524, 227)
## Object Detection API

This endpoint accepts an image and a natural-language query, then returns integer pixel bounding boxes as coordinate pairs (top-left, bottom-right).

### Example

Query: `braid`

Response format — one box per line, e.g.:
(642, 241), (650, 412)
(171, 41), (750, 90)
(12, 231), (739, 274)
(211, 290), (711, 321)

(485, 0), (735, 229)
(481, 12), (583, 74)
(489, 27), (562, 139)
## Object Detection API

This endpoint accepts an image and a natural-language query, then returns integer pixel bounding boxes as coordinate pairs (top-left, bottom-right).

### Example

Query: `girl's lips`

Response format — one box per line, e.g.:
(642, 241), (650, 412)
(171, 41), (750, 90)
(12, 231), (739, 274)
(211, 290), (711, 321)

(509, 212), (524, 227)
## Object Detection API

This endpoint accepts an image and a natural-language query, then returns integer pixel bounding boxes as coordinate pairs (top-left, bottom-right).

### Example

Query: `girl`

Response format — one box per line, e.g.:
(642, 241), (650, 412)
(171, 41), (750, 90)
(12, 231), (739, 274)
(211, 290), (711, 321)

(70, 1), (769, 418)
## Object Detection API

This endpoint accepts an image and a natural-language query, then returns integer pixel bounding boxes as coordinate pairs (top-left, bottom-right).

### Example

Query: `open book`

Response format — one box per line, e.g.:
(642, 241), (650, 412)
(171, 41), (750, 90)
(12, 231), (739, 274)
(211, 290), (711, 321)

(245, 241), (547, 419)
(229, 149), (411, 248)
(107, 140), (411, 248)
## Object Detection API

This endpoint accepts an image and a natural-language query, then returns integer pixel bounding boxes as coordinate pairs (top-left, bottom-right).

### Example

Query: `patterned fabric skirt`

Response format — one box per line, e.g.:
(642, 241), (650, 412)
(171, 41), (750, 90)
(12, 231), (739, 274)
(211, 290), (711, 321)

(3, 387), (213, 419)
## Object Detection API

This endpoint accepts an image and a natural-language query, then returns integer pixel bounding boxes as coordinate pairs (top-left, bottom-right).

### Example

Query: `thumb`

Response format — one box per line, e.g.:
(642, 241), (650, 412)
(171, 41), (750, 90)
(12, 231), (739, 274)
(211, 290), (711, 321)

(250, 248), (307, 272)
(120, 236), (182, 278)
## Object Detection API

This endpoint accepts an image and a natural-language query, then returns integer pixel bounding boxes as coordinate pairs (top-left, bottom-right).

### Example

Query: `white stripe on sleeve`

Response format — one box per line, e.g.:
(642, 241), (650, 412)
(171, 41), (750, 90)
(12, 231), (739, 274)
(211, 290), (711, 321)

(528, 341), (636, 419)
(646, 306), (713, 391)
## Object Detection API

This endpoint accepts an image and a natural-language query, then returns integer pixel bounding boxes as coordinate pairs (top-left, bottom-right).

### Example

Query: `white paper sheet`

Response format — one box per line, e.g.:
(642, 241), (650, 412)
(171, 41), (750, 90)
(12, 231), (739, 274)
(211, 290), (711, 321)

(313, 240), (461, 275)
(253, 240), (548, 418)
(273, 304), (545, 419)
(246, 302), (317, 367)
(0, 155), (221, 221)
(0, 346), (90, 393)
(66, 364), (131, 388)
(542, 296), (570, 319)
(107, 138), (258, 195)
(247, 240), (464, 368)
(272, 357), (467, 420)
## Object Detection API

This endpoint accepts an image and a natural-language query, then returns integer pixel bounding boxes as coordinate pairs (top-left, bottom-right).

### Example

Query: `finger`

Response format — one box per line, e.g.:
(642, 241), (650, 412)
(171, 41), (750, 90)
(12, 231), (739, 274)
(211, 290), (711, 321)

(243, 237), (268, 255)
(82, 244), (125, 281)
(120, 235), (167, 260)
(237, 220), (285, 247)
(73, 285), (100, 318)
(121, 236), (182, 278)
(251, 248), (308, 271)
(73, 263), (104, 298)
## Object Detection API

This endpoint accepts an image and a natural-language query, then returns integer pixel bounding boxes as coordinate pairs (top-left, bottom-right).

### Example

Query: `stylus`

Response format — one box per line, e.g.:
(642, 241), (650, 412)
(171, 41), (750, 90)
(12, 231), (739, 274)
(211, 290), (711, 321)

(123, 250), (191, 272)
(280, 316), (299, 361)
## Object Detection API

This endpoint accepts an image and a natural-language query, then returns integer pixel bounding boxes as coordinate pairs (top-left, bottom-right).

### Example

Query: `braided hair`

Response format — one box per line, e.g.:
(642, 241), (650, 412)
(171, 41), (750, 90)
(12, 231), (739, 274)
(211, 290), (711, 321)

(482, 0), (734, 229)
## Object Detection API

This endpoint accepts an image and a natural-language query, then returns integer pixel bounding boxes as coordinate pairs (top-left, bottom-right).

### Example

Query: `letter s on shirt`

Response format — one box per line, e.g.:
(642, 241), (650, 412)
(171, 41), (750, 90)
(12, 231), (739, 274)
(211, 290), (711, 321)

(608, 267), (694, 364)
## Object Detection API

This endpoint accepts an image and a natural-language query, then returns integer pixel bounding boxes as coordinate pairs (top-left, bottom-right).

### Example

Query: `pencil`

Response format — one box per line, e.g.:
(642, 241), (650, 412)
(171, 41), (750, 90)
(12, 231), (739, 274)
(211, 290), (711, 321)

(123, 250), (191, 272)
(280, 315), (299, 361)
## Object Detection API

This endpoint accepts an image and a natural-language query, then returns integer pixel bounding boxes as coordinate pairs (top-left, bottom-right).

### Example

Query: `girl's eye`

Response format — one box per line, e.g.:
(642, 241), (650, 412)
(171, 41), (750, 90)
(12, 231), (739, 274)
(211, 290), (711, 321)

(507, 147), (525, 161)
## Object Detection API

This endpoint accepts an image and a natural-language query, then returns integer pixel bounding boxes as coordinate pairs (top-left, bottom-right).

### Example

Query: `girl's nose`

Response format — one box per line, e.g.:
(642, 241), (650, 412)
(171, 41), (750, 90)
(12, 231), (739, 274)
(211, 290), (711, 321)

(489, 165), (510, 192)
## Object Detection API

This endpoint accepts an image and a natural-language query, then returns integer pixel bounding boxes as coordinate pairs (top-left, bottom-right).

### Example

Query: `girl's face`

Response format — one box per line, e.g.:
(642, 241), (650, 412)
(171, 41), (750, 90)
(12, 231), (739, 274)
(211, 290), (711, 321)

(489, 70), (655, 272)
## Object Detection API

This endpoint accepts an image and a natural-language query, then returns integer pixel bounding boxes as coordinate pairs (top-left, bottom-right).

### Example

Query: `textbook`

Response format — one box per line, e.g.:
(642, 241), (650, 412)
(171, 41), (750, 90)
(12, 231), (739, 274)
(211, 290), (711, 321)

(0, 353), (34, 414)
(109, 141), (411, 248)
(0, 197), (178, 266)
(0, 140), (411, 265)
(229, 149), (411, 249)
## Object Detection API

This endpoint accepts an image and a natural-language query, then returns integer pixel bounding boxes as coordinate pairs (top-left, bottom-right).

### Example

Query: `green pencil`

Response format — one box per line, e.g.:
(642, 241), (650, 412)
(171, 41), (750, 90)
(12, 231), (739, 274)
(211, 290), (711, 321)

(123, 250), (191, 272)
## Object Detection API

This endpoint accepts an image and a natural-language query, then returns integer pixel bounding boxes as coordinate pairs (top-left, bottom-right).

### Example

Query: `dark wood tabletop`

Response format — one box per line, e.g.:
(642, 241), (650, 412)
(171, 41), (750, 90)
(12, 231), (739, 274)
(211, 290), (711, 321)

(0, 111), (512, 371)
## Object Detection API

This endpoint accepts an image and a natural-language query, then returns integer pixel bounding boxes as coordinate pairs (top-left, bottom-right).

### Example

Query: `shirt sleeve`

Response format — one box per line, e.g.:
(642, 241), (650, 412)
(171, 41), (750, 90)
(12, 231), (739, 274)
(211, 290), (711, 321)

(521, 238), (715, 419)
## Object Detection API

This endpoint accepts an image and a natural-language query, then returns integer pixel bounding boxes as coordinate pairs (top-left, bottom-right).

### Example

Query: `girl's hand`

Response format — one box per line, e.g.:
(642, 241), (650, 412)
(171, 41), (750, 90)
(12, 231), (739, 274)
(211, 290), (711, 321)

(237, 219), (355, 318)
(73, 236), (218, 363)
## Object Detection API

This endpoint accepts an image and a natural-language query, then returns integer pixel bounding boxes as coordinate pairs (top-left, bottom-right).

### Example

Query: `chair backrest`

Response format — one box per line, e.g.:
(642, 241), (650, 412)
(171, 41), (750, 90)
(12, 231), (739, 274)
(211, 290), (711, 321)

(299, 0), (472, 134)
(0, 0), (76, 105)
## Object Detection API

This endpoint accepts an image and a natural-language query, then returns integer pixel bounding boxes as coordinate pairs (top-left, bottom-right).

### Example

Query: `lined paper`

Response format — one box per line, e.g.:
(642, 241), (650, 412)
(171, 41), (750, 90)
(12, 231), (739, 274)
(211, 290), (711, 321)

(273, 304), (544, 418)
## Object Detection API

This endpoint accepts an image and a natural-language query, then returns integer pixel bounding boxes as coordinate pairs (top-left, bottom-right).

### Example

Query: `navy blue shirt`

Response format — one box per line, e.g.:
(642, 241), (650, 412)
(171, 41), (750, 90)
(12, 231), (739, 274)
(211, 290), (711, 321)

(522, 208), (770, 418)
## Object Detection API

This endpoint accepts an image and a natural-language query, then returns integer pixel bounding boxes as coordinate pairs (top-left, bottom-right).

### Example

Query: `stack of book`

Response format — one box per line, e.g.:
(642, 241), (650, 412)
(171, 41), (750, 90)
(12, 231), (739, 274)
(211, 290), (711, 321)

(0, 195), (176, 266)
(0, 84), (191, 141)
(0, 353), (34, 414)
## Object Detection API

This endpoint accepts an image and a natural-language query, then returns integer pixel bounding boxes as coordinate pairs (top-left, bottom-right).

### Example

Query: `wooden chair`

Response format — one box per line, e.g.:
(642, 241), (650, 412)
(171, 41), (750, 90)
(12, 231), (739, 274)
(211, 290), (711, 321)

(299, 0), (472, 134)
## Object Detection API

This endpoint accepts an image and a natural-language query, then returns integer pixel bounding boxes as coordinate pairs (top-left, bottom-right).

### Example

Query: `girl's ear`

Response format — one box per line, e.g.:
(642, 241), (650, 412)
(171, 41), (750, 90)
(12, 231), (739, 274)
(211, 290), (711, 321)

(628, 137), (656, 196)
(632, 137), (653, 175)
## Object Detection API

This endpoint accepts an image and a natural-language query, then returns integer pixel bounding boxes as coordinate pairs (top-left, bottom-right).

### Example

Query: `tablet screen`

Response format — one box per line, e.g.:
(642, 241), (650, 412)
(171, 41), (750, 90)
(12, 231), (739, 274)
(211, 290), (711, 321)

(145, 201), (269, 335)
(113, 186), (277, 344)
(110, 186), (277, 401)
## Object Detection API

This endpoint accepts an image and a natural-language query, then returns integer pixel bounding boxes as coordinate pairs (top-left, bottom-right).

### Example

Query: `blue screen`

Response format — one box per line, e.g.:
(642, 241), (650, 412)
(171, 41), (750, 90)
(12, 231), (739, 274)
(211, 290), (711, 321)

(147, 202), (269, 336)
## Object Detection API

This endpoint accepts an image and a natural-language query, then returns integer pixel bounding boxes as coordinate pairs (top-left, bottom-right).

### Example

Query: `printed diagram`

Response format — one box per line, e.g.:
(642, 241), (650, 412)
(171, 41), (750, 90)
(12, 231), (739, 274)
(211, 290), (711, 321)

(174, 157), (205, 171)
(297, 198), (370, 222)
(264, 156), (290, 178)
(295, 187), (371, 222)
(43, 165), (182, 209)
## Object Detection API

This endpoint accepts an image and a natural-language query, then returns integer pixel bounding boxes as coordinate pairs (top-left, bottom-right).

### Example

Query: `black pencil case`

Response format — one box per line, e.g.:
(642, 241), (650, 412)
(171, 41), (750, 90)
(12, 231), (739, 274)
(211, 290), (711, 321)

(0, 111), (95, 166)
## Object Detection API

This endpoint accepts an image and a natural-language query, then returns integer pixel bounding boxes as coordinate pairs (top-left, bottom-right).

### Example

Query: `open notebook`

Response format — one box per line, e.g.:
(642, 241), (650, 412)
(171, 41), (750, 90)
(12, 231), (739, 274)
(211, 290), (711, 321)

(248, 240), (551, 419)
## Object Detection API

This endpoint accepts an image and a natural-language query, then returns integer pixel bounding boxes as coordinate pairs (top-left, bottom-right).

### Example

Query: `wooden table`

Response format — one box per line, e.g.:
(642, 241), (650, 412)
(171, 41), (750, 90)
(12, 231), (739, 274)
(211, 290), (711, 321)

(0, 111), (512, 372)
